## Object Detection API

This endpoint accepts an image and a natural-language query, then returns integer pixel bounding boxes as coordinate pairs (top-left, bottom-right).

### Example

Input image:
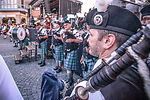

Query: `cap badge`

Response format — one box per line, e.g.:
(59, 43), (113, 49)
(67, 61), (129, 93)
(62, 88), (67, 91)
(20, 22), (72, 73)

(93, 14), (103, 25)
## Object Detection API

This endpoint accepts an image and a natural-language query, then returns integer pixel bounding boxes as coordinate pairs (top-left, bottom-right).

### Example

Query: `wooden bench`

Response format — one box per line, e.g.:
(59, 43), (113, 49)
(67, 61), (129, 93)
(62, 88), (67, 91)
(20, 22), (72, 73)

(31, 41), (39, 46)
(14, 54), (22, 64)
(25, 45), (36, 61)
(25, 45), (35, 51)
(20, 50), (29, 57)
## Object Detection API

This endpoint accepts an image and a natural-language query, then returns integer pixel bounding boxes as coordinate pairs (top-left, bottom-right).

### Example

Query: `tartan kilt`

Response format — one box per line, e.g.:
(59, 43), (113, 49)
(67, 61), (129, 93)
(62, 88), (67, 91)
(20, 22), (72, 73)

(40, 40), (47, 55)
(64, 50), (79, 70)
(54, 45), (64, 61)
(82, 58), (98, 77)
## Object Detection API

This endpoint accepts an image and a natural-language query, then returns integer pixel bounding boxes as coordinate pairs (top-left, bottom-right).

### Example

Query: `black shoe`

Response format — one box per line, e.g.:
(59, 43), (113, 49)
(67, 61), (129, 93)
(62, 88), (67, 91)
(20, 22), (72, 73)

(65, 80), (69, 83)
(10, 39), (12, 42)
(13, 45), (18, 47)
(38, 62), (42, 65)
(66, 80), (73, 89)
(18, 48), (22, 50)
(40, 63), (46, 67)
(56, 68), (62, 73)
(53, 66), (59, 70)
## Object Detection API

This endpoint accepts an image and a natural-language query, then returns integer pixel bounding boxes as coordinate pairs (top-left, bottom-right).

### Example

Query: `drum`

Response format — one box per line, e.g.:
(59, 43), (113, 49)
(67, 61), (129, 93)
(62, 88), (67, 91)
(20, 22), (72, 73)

(17, 27), (26, 41)
(12, 28), (19, 40)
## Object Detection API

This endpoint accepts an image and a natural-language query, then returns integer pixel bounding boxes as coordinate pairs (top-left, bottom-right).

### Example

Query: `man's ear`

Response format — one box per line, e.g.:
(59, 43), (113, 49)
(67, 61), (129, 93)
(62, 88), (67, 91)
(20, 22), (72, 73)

(103, 34), (116, 49)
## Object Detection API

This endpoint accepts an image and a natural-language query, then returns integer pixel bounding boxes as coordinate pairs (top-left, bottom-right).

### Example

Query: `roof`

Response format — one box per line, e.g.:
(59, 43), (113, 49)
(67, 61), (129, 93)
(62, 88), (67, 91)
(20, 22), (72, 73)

(29, 0), (43, 8)
(29, 0), (38, 5)
(0, 8), (27, 12)
(29, 0), (83, 6)
(69, 0), (83, 4)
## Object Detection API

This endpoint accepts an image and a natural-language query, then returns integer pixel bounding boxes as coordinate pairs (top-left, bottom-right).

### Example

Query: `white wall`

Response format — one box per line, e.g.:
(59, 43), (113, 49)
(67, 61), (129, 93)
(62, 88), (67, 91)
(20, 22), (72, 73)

(79, 0), (95, 13)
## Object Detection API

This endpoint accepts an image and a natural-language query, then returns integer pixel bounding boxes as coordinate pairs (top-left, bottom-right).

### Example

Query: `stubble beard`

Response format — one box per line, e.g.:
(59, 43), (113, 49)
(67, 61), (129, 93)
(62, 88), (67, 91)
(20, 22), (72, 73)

(89, 47), (99, 57)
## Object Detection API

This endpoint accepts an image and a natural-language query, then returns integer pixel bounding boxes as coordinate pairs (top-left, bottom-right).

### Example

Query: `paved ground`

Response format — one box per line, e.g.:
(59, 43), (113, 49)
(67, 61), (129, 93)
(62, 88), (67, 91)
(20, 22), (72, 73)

(0, 36), (81, 100)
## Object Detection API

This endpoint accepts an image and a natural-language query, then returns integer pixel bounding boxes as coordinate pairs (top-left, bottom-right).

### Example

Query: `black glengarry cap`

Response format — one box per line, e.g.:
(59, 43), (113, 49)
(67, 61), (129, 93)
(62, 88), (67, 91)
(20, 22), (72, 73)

(86, 5), (142, 36)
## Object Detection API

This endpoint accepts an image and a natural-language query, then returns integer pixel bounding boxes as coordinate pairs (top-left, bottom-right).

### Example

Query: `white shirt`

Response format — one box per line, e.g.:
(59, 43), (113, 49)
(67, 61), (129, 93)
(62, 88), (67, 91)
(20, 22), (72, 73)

(73, 30), (83, 40)
(71, 52), (117, 100)
(26, 29), (29, 35)
(2, 26), (6, 31)
(40, 27), (47, 36)
(0, 55), (23, 100)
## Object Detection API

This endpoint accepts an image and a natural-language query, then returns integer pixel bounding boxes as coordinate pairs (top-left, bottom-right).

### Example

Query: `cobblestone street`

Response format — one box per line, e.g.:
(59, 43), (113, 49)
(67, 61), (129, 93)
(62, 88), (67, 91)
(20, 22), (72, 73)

(0, 37), (77, 100)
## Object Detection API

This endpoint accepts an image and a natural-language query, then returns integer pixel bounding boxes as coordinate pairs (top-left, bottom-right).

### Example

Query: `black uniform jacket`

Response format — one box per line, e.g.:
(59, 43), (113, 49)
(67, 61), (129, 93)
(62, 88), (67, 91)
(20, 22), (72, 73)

(100, 64), (148, 100)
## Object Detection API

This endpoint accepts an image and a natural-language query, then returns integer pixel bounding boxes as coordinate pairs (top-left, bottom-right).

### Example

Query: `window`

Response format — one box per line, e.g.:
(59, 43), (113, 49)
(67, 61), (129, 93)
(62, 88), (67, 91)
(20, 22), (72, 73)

(0, 0), (18, 9)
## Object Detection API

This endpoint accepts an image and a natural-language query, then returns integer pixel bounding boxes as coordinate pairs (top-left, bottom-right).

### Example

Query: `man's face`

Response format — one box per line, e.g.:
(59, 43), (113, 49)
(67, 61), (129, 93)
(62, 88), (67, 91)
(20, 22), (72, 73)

(87, 29), (105, 58)
(142, 15), (150, 26)
(64, 23), (72, 30)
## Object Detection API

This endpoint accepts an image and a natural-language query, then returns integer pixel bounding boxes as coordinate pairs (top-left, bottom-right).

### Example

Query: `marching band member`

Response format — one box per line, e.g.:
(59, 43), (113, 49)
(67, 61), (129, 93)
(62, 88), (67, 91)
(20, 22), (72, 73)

(63, 20), (82, 88)
(38, 21), (48, 67)
(23, 24), (30, 46)
(70, 4), (148, 100)
(13, 24), (19, 47)
(141, 5), (150, 26)
(51, 21), (64, 73)
(80, 26), (98, 77)
(2, 23), (10, 39)
(19, 24), (29, 50)
(7, 20), (13, 42)
(0, 23), (2, 36)
(140, 5), (150, 71)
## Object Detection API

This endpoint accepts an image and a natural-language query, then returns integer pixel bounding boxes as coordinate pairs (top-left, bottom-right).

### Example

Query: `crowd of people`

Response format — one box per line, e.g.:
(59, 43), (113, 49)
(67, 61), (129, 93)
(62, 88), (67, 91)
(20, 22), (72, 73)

(0, 0), (150, 100)
(36, 13), (98, 88)
(39, 3), (150, 100)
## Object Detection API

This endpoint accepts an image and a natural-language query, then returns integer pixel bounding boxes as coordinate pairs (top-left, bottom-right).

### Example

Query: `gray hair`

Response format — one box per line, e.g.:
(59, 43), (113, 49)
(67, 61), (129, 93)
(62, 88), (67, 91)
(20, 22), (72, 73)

(97, 30), (129, 47)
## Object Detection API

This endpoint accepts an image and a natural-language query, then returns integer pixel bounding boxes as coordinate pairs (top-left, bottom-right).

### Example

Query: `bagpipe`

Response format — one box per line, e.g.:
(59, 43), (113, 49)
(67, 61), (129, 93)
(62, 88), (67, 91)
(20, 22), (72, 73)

(64, 31), (78, 54)
(36, 27), (47, 43)
(52, 28), (63, 46)
(64, 23), (150, 100)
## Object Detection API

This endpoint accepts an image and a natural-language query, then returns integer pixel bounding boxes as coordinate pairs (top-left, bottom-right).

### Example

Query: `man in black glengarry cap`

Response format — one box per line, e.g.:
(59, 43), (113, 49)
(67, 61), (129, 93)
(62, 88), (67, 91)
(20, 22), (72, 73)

(41, 2), (149, 100)
(141, 5), (150, 26)
(51, 21), (64, 73)
(70, 4), (149, 100)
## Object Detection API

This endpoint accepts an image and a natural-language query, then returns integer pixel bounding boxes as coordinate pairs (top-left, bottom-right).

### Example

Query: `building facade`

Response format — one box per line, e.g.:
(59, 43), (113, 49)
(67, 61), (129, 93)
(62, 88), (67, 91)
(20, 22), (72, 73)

(0, 0), (31, 24)
(29, 0), (82, 19)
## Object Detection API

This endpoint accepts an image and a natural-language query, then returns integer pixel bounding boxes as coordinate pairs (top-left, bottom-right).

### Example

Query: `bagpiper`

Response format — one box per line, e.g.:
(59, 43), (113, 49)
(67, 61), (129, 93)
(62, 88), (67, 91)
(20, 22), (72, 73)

(37, 21), (48, 67)
(80, 31), (98, 77)
(63, 20), (82, 87)
(51, 21), (64, 73)
(70, 3), (149, 100)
